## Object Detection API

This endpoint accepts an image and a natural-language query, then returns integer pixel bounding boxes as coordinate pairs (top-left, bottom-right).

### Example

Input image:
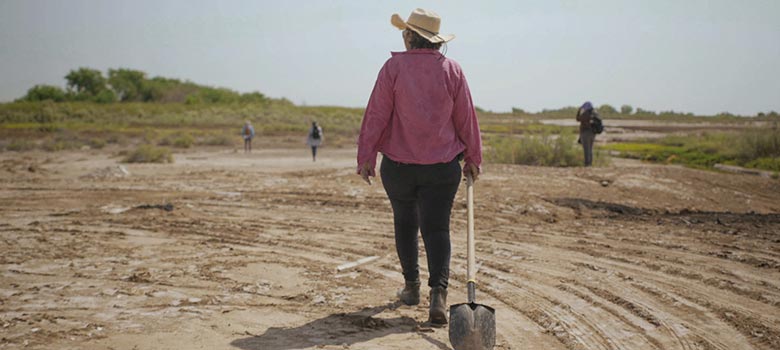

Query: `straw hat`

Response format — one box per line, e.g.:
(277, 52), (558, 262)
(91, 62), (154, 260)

(391, 8), (455, 43)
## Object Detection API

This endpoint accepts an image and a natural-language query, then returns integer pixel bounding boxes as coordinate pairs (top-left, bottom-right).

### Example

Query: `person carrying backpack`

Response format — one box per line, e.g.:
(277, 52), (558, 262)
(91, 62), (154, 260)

(576, 101), (600, 166)
(307, 121), (323, 162)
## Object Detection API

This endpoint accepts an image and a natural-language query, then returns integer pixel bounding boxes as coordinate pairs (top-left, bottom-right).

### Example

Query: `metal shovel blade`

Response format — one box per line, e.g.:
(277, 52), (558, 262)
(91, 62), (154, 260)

(449, 302), (496, 350)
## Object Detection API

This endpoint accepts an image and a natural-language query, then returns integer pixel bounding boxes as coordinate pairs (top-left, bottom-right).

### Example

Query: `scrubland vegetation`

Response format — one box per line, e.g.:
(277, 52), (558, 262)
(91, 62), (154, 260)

(2, 67), (778, 169)
(603, 128), (780, 172)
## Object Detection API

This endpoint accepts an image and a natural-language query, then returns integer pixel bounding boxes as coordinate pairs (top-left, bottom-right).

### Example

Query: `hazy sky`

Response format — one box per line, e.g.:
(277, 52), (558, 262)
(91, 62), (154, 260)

(1, 0), (779, 115)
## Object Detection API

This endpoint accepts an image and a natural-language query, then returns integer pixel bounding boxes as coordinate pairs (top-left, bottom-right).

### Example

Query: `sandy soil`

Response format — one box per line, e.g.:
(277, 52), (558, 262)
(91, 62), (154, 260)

(1, 146), (779, 350)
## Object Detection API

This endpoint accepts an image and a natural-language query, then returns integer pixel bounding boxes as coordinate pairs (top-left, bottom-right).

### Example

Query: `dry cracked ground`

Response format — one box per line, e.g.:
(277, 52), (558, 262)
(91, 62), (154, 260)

(1, 146), (779, 350)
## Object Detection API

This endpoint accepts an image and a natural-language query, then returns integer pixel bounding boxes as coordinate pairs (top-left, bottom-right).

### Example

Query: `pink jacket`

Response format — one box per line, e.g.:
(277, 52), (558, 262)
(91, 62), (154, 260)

(357, 49), (482, 176)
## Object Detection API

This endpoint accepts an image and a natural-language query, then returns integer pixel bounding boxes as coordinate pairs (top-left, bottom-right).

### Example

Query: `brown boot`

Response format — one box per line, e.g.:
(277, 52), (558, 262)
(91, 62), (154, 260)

(397, 280), (420, 305)
(429, 287), (448, 326)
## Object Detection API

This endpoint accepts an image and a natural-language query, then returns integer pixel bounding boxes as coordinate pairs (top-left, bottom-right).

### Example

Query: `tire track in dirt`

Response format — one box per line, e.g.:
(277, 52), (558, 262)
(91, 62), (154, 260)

(256, 219), (632, 349)
(463, 233), (759, 350)
(192, 210), (569, 349)
(201, 183), (778, 350)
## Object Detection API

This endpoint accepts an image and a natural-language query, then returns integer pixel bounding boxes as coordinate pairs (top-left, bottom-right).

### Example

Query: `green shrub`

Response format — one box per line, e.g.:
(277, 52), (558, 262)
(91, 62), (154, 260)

(486, 132), (583, 167)
(123, 144), (173, 163)
(736, 128), (780, 161)
(23, 85), (67, 102)
(171, 134), (194, 148)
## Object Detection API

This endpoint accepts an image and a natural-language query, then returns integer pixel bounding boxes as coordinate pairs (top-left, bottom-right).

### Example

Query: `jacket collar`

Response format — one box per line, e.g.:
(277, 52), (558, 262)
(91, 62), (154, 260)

(391, 49), (442, 57)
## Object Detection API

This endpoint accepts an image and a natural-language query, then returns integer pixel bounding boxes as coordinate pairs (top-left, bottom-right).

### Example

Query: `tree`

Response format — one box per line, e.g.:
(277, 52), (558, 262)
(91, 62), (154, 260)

(620, 104), (633, 115)
(94, 89), (117, 103)
(108, 68), (146, 101)
(511, 107), (526, 115)
(598, 104), (617, 115)
(65, 67), (108, 96)
(23, 85), (67, 102)
(240, 92), (267, 103)
(635, 108), (656, 116)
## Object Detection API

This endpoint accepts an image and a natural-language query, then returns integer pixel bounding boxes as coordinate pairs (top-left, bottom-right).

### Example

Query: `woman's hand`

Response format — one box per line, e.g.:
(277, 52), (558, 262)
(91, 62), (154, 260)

(464, 163), (480, 182)
(359, 163), (374, 185)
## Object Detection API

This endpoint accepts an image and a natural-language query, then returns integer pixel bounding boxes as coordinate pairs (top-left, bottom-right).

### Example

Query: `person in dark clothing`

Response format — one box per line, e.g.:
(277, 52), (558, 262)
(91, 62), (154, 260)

(357, 8), (482, 326)
(242, 120), (255, 153)
(306, 121), (323, 162)
(577, 102), (597, 166)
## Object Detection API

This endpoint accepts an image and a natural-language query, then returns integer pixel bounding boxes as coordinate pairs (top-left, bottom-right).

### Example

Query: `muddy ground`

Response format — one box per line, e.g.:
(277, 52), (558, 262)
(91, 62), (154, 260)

(1, 145), (779, 350)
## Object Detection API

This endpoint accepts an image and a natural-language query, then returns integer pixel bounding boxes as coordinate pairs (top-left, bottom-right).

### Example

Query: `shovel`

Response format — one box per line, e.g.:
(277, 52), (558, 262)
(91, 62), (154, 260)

(449, 175), (496, 350)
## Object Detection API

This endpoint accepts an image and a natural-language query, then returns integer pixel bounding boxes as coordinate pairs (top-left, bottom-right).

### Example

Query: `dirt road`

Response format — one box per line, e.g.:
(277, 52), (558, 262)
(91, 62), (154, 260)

(1, 147), (779, 349)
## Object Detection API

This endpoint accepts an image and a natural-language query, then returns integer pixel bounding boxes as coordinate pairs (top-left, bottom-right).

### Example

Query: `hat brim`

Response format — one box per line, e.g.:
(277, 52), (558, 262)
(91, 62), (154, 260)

(391, 13), (454, 43)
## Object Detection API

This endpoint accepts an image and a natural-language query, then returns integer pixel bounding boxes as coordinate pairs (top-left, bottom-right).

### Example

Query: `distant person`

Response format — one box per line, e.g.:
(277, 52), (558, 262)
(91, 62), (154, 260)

(242, 120), (255, 153)
(307, 121), (323, 161)
(357, 8), (482, 327)
(576, 102), (597, 166)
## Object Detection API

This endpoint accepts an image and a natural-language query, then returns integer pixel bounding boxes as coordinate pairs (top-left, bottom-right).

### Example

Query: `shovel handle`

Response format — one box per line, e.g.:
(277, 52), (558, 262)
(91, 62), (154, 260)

(466, 174), (476, 303)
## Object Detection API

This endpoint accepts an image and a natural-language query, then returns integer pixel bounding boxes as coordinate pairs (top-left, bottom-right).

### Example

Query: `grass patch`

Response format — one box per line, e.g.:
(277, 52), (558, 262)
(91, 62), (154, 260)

(744, 157), (780, 172)
(604, 128), (780, 171)
(122, 144), (173, 163)
(159, 133), (194, 148)
(198, 132), (235, 146)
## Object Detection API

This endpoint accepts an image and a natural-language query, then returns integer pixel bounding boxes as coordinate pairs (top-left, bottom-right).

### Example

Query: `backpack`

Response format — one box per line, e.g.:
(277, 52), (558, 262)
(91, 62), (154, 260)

(590, 113), (604, 134)
(311, 127), (321, 140)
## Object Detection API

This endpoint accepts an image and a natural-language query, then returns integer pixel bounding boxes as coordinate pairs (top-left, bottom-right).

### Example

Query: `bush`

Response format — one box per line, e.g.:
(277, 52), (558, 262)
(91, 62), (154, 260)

(123, 144), (173, 163)
(171, 134), (194, 148)
(486, 132), (582, 167)
(736, 128), (780, 161)
(93, 89), (117, 103)
(23, 85), (67, 102)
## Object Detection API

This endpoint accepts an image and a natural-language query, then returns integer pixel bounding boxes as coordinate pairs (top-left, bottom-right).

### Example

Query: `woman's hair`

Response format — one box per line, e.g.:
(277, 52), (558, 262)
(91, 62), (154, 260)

(407, 29), (443, 50)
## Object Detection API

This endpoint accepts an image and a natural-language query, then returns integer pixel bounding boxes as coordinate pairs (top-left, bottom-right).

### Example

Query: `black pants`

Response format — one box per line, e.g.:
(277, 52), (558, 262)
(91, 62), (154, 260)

(311, 146), (318, 159)
(580, 129), (595, 166)
(380, 155), (461, 289)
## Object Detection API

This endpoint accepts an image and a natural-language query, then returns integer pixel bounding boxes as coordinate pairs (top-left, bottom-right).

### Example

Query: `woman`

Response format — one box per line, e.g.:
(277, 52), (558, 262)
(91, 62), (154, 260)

(306, 121), (323, 162)
(576, 102), (596, 166)
(357, 8), (482, 326)
(242, 120), (255, 153)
